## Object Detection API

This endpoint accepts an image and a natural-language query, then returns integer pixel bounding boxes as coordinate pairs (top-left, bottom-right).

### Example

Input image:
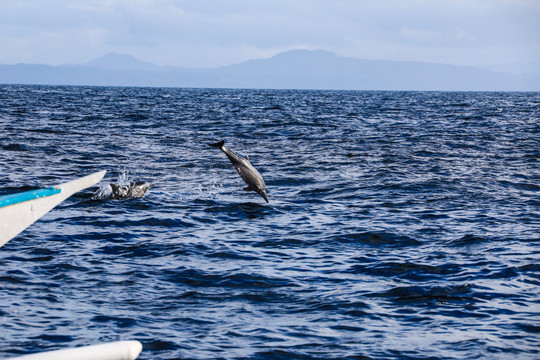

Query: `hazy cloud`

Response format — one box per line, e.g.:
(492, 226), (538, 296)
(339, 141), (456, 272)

(0, 0), (538, 72)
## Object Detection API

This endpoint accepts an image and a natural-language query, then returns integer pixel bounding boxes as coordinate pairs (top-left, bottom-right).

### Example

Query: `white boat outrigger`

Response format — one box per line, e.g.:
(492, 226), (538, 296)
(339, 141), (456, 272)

(6, 340), (142, 360)
(0, 170), (106, 247)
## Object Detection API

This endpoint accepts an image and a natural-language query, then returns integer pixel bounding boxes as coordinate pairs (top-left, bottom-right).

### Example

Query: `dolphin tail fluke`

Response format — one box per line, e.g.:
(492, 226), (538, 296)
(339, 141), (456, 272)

(208, 140), (225, 148)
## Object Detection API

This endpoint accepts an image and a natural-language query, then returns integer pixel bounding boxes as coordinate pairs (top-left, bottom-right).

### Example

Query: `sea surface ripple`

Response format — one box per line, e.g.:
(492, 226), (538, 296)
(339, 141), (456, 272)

(0, 85), (539, 359)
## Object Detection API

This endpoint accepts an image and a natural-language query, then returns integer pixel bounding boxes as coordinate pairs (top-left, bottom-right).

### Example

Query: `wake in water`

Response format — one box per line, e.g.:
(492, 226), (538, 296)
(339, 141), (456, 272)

(93, 169), (228, 202)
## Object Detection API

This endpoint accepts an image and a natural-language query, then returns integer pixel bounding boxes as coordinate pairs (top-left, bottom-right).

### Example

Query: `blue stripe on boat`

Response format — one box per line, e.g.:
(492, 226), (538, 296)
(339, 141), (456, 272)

(0, 187), (62, 208)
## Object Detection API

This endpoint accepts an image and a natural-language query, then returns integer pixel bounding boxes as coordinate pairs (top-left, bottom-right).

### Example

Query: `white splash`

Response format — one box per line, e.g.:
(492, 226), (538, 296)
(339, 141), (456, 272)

(92, 169), (133, 199)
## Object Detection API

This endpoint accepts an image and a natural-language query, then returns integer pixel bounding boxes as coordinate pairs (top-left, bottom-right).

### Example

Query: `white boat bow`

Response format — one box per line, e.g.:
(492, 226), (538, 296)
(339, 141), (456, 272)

(0, 170), (106, 247)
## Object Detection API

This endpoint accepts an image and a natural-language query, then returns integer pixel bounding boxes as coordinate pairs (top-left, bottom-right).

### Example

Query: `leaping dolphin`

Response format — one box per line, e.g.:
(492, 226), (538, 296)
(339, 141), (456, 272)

(208, 140), (269, 203)
(109, 181), (154, 200)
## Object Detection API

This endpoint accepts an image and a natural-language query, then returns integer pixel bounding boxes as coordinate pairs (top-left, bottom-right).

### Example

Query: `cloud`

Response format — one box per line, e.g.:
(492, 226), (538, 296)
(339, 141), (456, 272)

(0, 0), (538, 72)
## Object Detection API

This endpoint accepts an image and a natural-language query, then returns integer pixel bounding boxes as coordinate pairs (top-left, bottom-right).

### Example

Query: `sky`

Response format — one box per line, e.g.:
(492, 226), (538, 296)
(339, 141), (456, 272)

(0, 0), (539, 73)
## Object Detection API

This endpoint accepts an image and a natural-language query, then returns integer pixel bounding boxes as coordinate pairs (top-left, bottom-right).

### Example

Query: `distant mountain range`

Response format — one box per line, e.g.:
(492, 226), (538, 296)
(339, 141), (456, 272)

(0, 50), (538, 91)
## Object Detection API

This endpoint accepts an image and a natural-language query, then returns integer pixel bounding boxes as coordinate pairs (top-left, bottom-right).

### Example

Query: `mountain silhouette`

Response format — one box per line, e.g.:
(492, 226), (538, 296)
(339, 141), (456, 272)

(0, 50), (537, 91)
(86, 53), (164, 71)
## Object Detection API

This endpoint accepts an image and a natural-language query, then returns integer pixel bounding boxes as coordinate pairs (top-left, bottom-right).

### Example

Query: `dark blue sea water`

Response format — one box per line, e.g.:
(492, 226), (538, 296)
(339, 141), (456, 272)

(0, 85), (539, 360)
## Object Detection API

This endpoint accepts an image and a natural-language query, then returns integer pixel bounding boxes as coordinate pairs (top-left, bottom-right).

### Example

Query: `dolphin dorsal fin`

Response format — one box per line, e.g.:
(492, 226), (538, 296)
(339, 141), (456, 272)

(245, 154), (250, 162)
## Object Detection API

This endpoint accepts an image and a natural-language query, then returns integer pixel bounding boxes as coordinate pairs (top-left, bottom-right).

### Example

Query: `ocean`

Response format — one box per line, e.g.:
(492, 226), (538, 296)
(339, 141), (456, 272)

(0, 85), (539, 359)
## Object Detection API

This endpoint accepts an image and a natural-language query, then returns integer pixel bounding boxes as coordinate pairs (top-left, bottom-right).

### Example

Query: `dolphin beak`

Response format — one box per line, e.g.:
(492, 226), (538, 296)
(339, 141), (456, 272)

(262, 193), (269, 203)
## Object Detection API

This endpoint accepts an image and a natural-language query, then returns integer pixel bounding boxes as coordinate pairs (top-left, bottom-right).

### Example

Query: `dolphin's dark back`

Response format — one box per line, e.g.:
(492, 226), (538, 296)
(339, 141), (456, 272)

(208, 140), (245, 165)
